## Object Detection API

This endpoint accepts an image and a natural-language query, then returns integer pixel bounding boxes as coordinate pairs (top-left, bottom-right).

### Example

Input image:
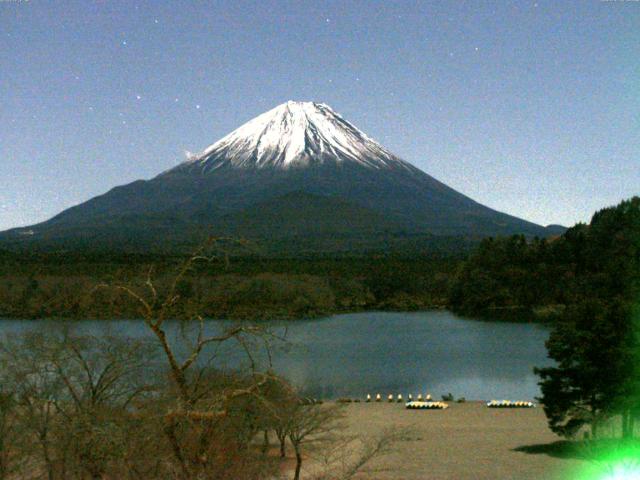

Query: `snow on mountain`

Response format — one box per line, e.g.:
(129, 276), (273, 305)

(180, 101), (415, 172)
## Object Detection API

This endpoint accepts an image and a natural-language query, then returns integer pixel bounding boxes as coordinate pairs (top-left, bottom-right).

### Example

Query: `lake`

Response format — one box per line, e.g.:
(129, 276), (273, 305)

(0, 310), (551, 401)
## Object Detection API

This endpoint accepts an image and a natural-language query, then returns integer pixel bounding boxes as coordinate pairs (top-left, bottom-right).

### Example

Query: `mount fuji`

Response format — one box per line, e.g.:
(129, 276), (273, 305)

(1, 101), (563, 253)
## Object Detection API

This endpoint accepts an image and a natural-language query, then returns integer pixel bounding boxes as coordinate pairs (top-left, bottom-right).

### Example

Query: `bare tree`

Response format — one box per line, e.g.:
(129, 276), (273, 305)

(254, 374), (299, 458)
(0, 329), (68, 479)
(312, 427), (410, 480)
(285, 403), (345, 480)
(0, 390), (20, 480)
(94, 238), (284, 479)
(0, 326), (156, 480)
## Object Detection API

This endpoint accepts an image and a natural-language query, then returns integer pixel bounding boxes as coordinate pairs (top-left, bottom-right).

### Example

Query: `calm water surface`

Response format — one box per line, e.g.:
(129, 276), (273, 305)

(0, 311), (551, 401)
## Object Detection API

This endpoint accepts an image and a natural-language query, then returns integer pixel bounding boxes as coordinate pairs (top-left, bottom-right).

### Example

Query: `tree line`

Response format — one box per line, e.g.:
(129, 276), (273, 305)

(0, 254), (458, 321)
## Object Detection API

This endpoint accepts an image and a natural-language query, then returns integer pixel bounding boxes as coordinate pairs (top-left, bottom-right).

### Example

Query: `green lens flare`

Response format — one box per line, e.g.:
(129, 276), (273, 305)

(601, 463), (640, 480)
(570, 441), (640, 480)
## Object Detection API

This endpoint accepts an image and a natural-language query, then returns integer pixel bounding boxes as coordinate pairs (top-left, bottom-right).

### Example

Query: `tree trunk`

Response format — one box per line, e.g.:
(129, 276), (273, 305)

(293, 445), (302, 480)
(150, 325), (191, 408)
(40, 439), (55, 480)
(279, 435), (286, 458)
(0, 448), (7, 480)
(592, 420), (598, 439)
(163, 419), (190, 480)
(261, 430), (269, 455)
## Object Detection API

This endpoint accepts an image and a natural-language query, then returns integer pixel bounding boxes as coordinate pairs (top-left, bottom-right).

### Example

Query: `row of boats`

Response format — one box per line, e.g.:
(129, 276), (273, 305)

(362, 394), (536, 410)
(404, 399), (536, 410)
(486, 400), (535, 408)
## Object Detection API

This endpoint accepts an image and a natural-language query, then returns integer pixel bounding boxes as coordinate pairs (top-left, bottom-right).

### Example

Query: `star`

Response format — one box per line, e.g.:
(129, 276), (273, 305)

(121, 40), (127, 46)
(195, 104), (201, 109)
(325, 18), (330, 23)
(475, 47), (479, 52)
(154, 19), (159, 24)
(136, 94), (142, 100)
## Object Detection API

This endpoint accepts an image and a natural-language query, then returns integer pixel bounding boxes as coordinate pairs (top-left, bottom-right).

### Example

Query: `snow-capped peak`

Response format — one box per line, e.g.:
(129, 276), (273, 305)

(180, 101), (415, 172)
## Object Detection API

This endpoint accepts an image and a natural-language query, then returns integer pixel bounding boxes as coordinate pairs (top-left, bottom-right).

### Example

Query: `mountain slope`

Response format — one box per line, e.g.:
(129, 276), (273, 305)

(0, 101), (562, 252)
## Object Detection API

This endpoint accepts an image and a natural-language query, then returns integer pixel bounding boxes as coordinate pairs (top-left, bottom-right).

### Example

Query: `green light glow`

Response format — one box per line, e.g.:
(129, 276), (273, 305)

(600, 463), (640, 480)
(571, 441), (640, 480)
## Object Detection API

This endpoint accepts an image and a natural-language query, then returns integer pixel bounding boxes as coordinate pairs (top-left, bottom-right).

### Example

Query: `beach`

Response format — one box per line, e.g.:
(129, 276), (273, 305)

(318, 401), (588, 480)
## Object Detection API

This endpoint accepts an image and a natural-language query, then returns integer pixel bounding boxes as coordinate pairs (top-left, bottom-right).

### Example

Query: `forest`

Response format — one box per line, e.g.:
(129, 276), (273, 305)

(0, 250), (459, 320)
(450, 197), (640, 319)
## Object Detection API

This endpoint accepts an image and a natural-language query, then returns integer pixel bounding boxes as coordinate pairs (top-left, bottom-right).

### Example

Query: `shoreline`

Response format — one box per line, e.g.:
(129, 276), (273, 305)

(0, 305), (550, 324)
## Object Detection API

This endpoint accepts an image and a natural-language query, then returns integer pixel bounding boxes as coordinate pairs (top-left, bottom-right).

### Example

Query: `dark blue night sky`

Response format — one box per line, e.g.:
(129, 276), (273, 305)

(2, 0), (638, 230)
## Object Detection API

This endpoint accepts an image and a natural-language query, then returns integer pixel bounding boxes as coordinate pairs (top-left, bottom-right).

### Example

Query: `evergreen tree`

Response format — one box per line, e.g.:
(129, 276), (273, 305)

(535, 197), (640, 438)
(535, 299), (632, 437)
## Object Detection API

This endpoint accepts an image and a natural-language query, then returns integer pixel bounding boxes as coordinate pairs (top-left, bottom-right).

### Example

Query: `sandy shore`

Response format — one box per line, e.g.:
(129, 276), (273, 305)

(320, 401), (588, 480)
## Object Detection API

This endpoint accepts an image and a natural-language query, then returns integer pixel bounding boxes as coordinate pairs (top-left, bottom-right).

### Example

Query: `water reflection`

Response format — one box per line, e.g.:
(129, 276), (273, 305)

(264, 311), (551, 400)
